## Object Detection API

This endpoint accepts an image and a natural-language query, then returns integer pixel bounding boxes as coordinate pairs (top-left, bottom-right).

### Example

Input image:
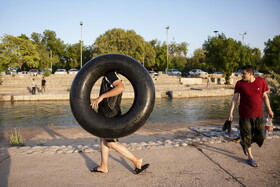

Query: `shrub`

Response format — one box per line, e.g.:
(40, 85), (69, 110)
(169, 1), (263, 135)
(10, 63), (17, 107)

(43, 69), (51, 77)
(267, 72), (280, 123)
(8, 128), (25, 146)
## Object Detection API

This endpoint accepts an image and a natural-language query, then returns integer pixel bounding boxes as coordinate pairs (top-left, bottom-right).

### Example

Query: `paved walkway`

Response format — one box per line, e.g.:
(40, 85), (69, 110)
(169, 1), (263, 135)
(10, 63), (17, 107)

(1, 138), (279, 187)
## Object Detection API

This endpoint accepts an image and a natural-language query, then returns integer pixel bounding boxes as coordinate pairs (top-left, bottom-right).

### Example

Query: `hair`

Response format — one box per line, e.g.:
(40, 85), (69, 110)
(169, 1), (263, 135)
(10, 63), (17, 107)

(241, 65), (254, 73)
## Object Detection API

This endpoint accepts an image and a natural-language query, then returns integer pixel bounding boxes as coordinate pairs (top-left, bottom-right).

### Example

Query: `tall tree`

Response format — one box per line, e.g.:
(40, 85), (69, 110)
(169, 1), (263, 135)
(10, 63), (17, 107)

(31, 32), (57, 70)
(168, 41), (188, 71)
(203, 34), (241, 84)
(41, 30), (66, 69)
(263, 35), (280, 73)
(0, 35), (40, 70)
(94, 28), (155, 68)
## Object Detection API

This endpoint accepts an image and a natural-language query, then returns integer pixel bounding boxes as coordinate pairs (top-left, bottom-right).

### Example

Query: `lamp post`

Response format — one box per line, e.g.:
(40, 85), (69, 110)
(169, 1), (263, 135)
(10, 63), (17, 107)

(165, 26), (170, 73)
(214, 30), (219, 37)
(80, 21), (83, 69)
(239, 32), (247, 45)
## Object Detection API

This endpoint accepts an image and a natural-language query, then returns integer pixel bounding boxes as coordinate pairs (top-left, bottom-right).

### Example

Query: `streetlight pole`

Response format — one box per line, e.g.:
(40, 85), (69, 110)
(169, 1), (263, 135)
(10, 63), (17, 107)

(50, 49), (52, 72)
(165, 26), (170, 73)
(80, 21), (83, 69)
(239, 32), (247, 45)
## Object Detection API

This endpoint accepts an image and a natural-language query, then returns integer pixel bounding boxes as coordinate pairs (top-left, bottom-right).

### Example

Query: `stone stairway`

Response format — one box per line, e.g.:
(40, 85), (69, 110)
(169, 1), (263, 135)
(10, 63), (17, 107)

(0, 73), (236, 101)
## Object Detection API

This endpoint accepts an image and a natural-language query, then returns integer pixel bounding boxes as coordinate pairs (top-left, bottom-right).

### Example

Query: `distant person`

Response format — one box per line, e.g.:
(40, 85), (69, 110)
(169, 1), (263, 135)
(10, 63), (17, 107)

(90, 71), (149, 174)
(41, 77), (46, 94)
(228, 65), (274, 167)
(31, 78), (37, 95)
(207, 75), (211, 89)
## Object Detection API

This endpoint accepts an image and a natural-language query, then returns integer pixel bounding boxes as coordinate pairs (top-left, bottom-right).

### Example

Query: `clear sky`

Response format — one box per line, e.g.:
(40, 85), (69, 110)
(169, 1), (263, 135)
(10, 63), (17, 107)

(0, 0), (279, 57)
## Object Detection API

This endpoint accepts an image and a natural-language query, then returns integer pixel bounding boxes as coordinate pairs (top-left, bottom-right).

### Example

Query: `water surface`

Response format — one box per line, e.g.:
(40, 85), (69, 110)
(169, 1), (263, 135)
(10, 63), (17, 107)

(0, 97), (237, 127)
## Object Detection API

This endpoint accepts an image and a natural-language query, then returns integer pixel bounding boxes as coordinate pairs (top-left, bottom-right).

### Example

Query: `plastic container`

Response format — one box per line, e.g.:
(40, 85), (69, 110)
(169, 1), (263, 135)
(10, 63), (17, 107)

(265, 117), (273, 134)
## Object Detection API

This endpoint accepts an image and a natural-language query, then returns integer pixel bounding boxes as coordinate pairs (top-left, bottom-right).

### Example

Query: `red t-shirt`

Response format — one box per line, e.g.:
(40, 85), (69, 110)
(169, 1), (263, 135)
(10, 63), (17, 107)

(234, 77), (269, 118)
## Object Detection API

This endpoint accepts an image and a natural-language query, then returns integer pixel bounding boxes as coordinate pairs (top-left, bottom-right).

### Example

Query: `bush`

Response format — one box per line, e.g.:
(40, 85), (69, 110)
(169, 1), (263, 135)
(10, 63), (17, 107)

(267, 72), (280, 123)
(8, 128), (25, 146)
(43, 69), (51, 77)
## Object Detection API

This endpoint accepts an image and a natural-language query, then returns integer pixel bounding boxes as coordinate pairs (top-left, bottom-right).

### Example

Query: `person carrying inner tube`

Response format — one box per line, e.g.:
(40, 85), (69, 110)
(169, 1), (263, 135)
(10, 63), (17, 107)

(90, 71), (149, 174)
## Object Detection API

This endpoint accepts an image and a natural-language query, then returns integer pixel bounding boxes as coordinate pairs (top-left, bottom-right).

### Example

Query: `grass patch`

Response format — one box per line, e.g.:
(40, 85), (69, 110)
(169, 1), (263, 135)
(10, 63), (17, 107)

(8, 128), (25, 146)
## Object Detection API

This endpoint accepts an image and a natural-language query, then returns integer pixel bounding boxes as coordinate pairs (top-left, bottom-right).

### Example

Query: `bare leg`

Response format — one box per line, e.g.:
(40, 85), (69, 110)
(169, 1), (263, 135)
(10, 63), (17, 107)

(107, 142), (143, 169)
(247, 147), (254, 160)
(98, 138), (109, 173)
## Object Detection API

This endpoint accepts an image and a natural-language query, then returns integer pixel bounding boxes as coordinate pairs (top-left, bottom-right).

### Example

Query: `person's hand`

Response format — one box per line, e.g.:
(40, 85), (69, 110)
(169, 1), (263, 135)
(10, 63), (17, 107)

(268, 110), (274, 118)
(90, 96), (104, 109)
(228, 113), (233, 121)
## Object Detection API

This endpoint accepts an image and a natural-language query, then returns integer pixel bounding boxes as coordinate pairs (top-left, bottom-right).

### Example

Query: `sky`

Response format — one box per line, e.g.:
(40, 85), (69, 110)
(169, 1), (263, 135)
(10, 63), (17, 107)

(0, 0), (279, 57)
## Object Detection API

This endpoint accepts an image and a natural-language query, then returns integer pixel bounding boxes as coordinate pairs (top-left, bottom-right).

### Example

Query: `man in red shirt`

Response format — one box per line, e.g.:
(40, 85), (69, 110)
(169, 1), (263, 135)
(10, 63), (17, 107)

(228, 65), (274, 167)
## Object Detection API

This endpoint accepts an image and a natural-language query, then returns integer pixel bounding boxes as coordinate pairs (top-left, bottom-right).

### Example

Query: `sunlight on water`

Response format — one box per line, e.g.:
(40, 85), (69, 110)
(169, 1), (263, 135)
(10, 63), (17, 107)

(0, 97), (237, 127)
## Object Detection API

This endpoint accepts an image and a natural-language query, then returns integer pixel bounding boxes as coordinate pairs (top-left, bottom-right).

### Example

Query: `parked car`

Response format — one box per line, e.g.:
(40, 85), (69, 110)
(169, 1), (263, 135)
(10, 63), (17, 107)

(6, 70), (17, 75)
(234, 70), (242, 76)
(167, 69), (182, 76)
(40, 68), (52, 75)
(254, 70), (264, 76)
(54, 69), (67, 74)
(212, 72), (223, 74)
(29, 69), (39, 76)
(188, 69), (208, 75)
(68, 68), (79, 74)
(149, 71), (158, 76)
(19, 71), (28, 75)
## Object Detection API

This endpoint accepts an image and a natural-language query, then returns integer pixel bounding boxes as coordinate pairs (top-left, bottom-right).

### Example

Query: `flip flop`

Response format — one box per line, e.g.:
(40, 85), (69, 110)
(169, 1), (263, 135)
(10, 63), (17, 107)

(239, 141), (248, 156)
(247, 159), (258, 167)
(133, 164), (150, 174)
(90, 166), (107, 173)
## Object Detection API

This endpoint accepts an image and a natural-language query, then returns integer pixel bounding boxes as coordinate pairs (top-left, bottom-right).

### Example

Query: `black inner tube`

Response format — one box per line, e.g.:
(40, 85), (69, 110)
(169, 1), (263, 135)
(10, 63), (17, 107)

(70, 54), (155, 138)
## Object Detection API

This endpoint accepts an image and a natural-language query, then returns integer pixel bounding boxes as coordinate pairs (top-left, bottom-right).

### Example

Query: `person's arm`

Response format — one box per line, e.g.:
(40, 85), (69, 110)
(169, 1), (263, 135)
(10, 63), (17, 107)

(263, 91), (274, 118)
(228, 93), (239, 121)
(91, 80), (125, 109)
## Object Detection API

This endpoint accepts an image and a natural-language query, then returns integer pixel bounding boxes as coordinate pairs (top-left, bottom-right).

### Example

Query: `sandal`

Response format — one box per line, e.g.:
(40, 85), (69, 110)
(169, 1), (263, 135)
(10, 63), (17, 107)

(133, 164), (150, 174)
(90, 166), (107, 173)
(247, 159), (258, 167)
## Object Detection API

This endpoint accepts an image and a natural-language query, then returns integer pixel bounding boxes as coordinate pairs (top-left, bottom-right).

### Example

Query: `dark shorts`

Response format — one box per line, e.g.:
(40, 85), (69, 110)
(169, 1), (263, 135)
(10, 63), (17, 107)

(105, 139), (119, 143)
(239, 117), (266, 149)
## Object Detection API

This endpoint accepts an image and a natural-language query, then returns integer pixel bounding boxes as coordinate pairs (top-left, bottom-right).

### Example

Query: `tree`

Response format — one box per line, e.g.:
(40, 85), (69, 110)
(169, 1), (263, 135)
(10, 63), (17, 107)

(203, 34), (241, 84)
(263, 35), (280, 73)
(186, 48), (206, 71)
(149, 40), (166, 71)
(31, 32), (57, 71)
(93, 28), (155, 69)
(168, 41), (188, 71)
(41, 30), (66, 69)
(0, 35), (40, 70)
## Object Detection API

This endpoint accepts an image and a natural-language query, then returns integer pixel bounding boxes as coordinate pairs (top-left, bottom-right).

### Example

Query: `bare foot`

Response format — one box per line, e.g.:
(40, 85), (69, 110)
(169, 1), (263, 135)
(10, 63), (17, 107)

(135, 158), (143, 169)
(92, 166), (108, 173)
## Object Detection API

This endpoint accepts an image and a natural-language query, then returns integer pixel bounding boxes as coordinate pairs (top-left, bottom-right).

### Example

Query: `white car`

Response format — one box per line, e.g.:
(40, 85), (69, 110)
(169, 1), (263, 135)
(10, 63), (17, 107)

(68, 68), (79, 74)
(54, 69), (67, 74)
(188, 69), (208, 75)
(149, 71), (158, 76)
(254, 70), (264, 76)
(29, 69), (39, 76)
(167, 69), (182, 76)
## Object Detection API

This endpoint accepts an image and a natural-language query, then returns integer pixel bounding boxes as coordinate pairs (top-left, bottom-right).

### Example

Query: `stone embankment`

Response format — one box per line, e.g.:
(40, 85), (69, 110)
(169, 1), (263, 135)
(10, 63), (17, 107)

(2, 127), (279, 156)
(0, 73), (239, 101)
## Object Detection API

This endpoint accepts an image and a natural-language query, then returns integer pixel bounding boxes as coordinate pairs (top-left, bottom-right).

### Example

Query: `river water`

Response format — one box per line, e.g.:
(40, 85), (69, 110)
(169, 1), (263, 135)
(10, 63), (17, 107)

(0, 96), (237, 127)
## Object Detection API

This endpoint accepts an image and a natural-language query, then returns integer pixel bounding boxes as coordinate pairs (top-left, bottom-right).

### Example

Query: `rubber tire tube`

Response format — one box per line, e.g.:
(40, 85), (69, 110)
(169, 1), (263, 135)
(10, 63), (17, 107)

(70, 54), (155, 138)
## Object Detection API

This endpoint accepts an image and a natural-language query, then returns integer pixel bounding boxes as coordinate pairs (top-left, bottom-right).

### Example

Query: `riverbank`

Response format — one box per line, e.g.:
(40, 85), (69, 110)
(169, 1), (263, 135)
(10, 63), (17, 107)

(0, 73), (236, 101)
(1, 122), (280, 187)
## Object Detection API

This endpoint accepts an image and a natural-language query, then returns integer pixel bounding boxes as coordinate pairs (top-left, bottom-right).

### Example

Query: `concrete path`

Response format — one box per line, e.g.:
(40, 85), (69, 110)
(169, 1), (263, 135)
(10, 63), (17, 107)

(1, 139), (279, 187)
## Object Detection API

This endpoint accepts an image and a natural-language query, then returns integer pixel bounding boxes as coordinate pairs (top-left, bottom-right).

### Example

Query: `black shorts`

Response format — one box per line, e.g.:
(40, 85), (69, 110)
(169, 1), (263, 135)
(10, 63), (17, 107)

(105, 139), (119, 143)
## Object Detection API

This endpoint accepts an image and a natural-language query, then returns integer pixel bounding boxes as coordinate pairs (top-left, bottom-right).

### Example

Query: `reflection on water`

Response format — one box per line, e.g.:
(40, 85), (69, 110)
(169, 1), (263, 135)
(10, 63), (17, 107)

(0, 97), (237, 127)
